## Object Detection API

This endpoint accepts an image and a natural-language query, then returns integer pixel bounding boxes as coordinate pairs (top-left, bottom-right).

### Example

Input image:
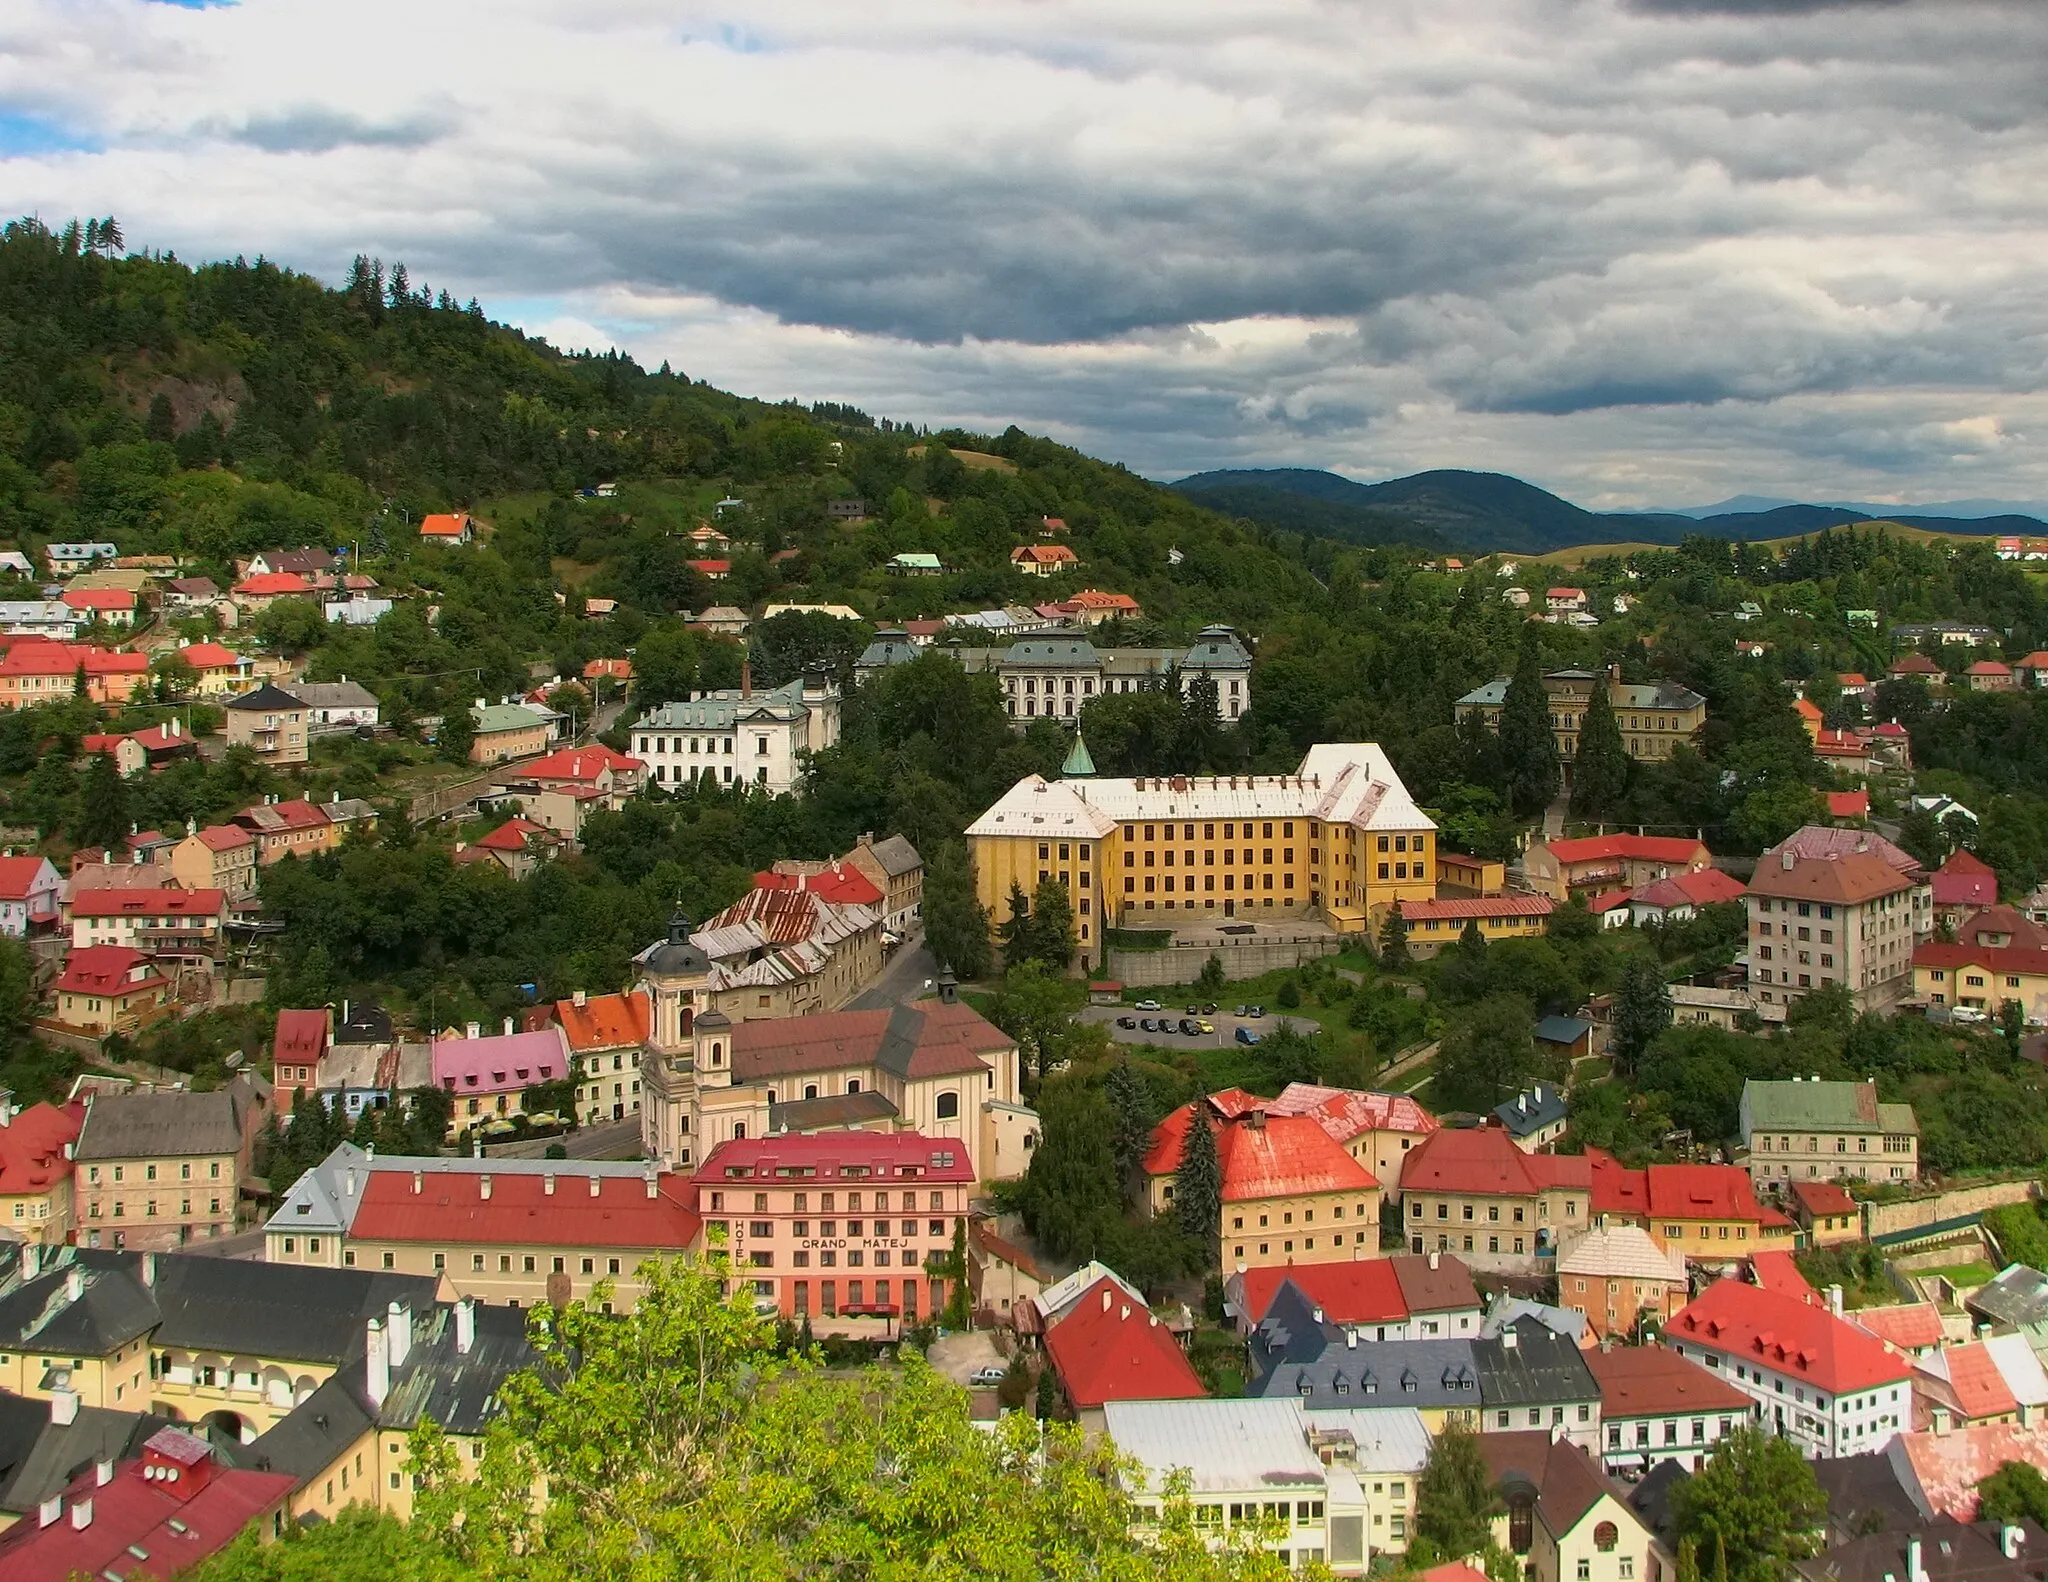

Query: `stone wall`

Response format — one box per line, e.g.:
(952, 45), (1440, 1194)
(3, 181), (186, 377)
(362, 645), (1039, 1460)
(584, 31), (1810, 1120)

(1864, 1178), (2037, 1239)
(1106, 934), (1342, 989)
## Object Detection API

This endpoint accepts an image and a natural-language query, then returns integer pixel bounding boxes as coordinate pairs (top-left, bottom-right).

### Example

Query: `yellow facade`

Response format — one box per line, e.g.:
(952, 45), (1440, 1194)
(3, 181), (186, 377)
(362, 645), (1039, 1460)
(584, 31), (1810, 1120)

(1398, 902), (1551, 958)
(1404, 1184), (1590, 1259)
(339, 1238), (681, 1309)
(1915, 954), (2048, 1019)
(1222, 1186), (1383, 1271)
(0, 1176), (73, 1244)
(0, 1333), (153, 1411)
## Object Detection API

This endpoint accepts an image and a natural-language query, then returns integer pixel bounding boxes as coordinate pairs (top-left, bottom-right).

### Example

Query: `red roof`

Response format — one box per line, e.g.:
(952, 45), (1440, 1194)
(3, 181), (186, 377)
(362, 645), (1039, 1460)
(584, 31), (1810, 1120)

(1890, 653), (1942, 675)
(524, 744), (643, 783)
(1589, 1150), (1648, 1216)
(1794, 697), (1825, 722)
(1669, 1277), (1910, 1394)
(232, 571), (313, 596)
(1216, 1114), (1379, 1202)
(1541, 834), (1709, 867)
(1853, 1303), (1947, 1353)
(1748, 1249), (1820, 1304)
(1827, 790), (1871, 819)
(1588, 1345), (1750, 1417)
(347, 1167), (701, 1248)
(60, 587), (135, 610)
(697, 1131), (977, 1183)
(1932, 849), (1997, 908)
(1234, 1259), (1409, 1328)
(1546, 587), (1585, 598)
(729, 1000), (1013, 1084)
(0, 1449), (294, 1580)
(1586, 887), (1636, 915)
(1645, 1163), (1769, 1223)
(1142, 1089), (1283, 1176)
(0, 643), (144, 679)
(1400, 894), (1554, 922)
(1966, 661), (2013, 677)
(1399, 1125), (1592, 1197)
(1633, 868), (1747, 910)
(583, 657), (633, 680)
(754, 865), (886, 908)
(1928, 1342), (2020, 1420)
(1264, 1083), (1439, 1144)
(176, 643), (244, 669)
(688, 559), (731, 574)
(475, 817), (551, 853)
(0, 854), (54, 901)
(556, 989), (651, 1053)
(71, 888), (225, 918)
(1043, 1276), (1206, 1409)
(0, 1101), (83, 1194)
(1011, 544), (1077, 565)
(191, 824), (253, 852)
(273, 1008), (328, 1067)
(418, 512), (471, 537)
(240, 797), (330, 832)
(1791, 1180), (1858, 1217)
(54, 945), (165, 995)
(1068, 589), (1140, 611)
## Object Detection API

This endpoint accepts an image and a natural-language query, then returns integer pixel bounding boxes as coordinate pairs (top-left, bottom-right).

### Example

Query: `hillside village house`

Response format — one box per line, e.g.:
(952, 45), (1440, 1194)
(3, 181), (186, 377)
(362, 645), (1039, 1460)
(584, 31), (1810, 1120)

(558, 989), (649, 1126)
(1397, 1125), (1591, 1272)
(1913, 940), (2048, 1021)
(632, 675), (842, 797)
(773, 832), (924, 935)
(694, 872), (885, 1020)
(1224, 1250), (1484, 1341)
(1739, 1077), (1919, 1187)
(286, 679), (381, 732)
(418, 512), (473, 545)
(467, 701), (549, 764)
(0, 853), (61, 935)
(53, 946), (170, 1033)
(1522, 835), (1714, 901)
(169, 641), (253, 696)
(0, 1100), (86, 1244)
(44, 542), (118, 576)
(1253, 1082), (1440, 1195)
(1010, 544), (1078, 577)
(169, 823), (258, 898)
(1456, 666), (1706, 767)
(0, 600), (88, 639)
(0, 643), (149, 708)
(1399, 895), (1555, 956)
(224, 682), (309, 765)
(432, 1021), (570, 1138)
(966, 742), (1438, 945)
(1745, 845), (1918, 1012)
(882, 625), (1256, 725)
(69, 888), (227, 968)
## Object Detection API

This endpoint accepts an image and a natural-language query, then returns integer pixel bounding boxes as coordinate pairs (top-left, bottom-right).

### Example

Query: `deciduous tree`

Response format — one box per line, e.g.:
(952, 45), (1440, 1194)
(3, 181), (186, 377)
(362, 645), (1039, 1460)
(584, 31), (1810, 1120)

(1670, 1426), (1826, 1582)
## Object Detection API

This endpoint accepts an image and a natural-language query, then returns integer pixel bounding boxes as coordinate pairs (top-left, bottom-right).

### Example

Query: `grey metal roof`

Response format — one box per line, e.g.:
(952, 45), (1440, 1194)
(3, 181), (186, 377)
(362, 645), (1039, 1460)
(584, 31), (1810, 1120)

(0, 1398), (170, 1515)
(855, 632), (920, 671)
(1472, 1314), (1601, 1409)
(149, 1257), (440, 1366)
(286, 681), (380, 711)
(1001, 637), (1100, 668)
(1182, 627), (1251, 672)
(1295, 1407), (1433, 1471)
(376, 1302), (537, 1437)
(75, 1089), (245, 1162)
(236, 1364), (375, 1481)
(865, 834), (922, 877)
(1104, 1398), (1324, 1497)
(1967, 1264), (2048, 1330)
(639, 678), (812, 730)
(768, 1089), (899, 1132)
(0, 1250), (158, 1357)
(225, 682), (305, 713)
(1494, 1083), (1569, 1138)
(1248, 1317), (1482, 1412)
(1457, 681), (1509, 707)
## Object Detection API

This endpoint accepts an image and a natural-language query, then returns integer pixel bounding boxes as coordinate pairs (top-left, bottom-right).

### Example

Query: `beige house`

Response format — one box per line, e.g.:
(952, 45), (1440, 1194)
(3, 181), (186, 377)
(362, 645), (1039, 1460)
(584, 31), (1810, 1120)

(0, 1101), (85, 1246)
(53, 946), (171, 1035)
(779, 831), (925, 936)
(1739, 1077), (1919, 1187)
(468, 702), (549, 764)
(1397, 1124), (1592, 1273)
(1476, 1431), (1664, 1582)
(1745, 846), (1918, 1012)
(967, 1217), (1049, 1320)
(223, 682), (310, 765)
(169, 823), (259, 899)
(1456, 665), (1706, 766)
(695, 881), (885, 1022)
(74, 1081), (265, 1250)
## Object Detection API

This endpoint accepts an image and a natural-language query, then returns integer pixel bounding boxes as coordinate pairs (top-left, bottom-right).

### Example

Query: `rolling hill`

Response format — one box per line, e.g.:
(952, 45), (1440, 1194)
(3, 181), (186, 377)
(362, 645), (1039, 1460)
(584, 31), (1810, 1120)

(1173, 467), (2048, 556)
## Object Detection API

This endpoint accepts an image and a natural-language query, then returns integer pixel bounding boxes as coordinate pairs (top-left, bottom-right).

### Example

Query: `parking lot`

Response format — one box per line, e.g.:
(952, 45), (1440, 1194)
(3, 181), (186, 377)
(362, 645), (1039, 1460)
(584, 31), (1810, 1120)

(1072, 1002), (1321, 1051)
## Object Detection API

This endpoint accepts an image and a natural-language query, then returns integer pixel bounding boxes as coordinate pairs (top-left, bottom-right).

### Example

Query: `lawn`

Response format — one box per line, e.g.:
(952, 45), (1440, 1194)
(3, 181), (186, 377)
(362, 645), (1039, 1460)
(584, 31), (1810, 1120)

(1919, 1260), (1998, 1289)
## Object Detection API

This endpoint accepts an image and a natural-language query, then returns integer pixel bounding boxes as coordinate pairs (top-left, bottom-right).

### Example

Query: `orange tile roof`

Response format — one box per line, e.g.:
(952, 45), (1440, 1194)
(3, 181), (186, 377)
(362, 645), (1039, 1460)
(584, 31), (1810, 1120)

(349, 1167), (699, 1249)
(418, 512), (471, 537)
(1748, 1249), (1819, 1304)
(175, 643), (244, 669)
(1746, 851), (1915, 904)
(1926, 1341), (2020, 1420)
(1669, 1277), (1910, 1394)
(1587, 1345), (1750, 1416)
(0, 1101), (83, 1194)
(1264, 1083), (1439, 1143)
(1542, 834), (1709, 866)
(1791, 1180), (1858, 1217)
(1217, 1114), (1379, 1202)
(1400, 895), (1554, 921)
(474, 817), (550, 853)
(1399, 1125), (1591, 1197)
(555, 989), (652, 1053)
(232, 572), (314, 596)
(1142, 1089), (1276, 1176)
(1044, 1277), (1205, 1409)
(1853, 1303), (1947, 1354)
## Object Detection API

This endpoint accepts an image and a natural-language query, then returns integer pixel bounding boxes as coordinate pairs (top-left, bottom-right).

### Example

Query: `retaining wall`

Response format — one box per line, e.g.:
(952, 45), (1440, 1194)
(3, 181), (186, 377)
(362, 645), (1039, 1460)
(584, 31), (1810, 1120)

(1864, 1179), (2037, 1239)
(1106, 934), (1343, 989)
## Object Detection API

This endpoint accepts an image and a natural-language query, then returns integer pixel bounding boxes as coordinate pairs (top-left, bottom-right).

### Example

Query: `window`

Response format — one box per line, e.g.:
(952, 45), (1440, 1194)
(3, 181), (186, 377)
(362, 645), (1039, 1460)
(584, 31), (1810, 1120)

(935, 1092), (959, 1120)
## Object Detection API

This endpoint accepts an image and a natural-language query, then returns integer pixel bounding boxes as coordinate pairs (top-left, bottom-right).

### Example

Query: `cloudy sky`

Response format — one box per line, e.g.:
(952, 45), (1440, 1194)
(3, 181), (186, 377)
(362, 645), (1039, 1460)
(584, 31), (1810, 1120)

(3, 0), (2046, 509)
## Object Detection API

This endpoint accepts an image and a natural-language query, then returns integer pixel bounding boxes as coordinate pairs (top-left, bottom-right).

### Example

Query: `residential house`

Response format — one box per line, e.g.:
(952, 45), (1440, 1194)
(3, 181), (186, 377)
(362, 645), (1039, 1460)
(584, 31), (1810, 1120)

(0, 854), (60, 936)
(1668, 983), (1786, 1031)
(1474, 1315), (1605, 1452)
(1829, 790), (1872, 822)
(1041, 588), (1142, 624)
(229, 571), (318, 612)
(461, 816), (560, 879)
(1934, 850), (2000, 927)
(687, 559), (731, 581)
(510, 742), (645, 802)
(169, 641), (253, 696)
(69, 888), (227, 968)
(0, 600), (86, 639)
(169, 823), (258, 900)
(1556, 1226), (1689, 1341)
(633, 676), (842, 797)
(1747, 845), (1919, 1012)
(1890, 652), (1945, 683)
(1791, 1181), (1864, 1247)
(1456, 668), (1707, 767)
(966, 1218), (1048, 1320)
(0, 1101), (86, 1245)
(241, 547), (334, 579)
(1662, 1276), (1914, 1457)
(1302, 1407), (1435, 1557)
(1628, 867), (1748, 926)
(80, 719), (199, 778)
(1590, 1157), (1796, 1262)
(1259, 1083), (1441, 1201)
(1011, 544), (1079, 577)
(162, 577), (223, 615)
(1884, 1422), (2048, 1522)
(1397, 1125), (1592, 1271)
(431, 1021), (571, 1138)
(232, 797), (338, 865)
(1399, 895), (1555, 956)
(464, 701), (548, 764)
(1588, 1344), (1752, 1475)
(52, 946), (171, 1034)
(0, 642), (148, 709)
(1546, 588), (1589, 613)
(59, 587), (135, 628)
(826, 499), (866, 521)
(1496, 1082), (1572, 1150)
(1225, 1252), (1483, 1343)
(1247, 1294), (1482, 1429)
(1852, 1304), (1949, 1363)
(1913, 1334), (2048, 1431)
(1524, 835), (1714, 901)
(287, 678), (380, 734)
(73, 1080), (267, 1248)
(224, 682), (309, 764)
(1966, 661), (2017, 693)
(1143, 1095), (1381, 1271)
(699, 1132), (976, 1330)
(418, 513), (473, 545)
(774, 832), (925, 936)
(692, 875), (885, 1020)
(1105, 1397), (1370, 1574)
(272, 1008), (329, 1099)
(1913, 940), (2048, 1022)
(1741, 1078), (1920, 1188)
(558, 988), (649, 1126)
(692, 606), (750, 637)
(1043, 1274), (1205, 1428)
(1895, 623), (1999, 648)
(44, 543), (118, 577)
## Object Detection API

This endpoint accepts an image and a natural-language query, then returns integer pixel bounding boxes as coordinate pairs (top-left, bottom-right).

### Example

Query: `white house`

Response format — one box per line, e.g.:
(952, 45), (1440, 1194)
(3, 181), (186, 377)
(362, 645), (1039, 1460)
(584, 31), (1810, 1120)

(44, 542), (118, 577)
(633, 676), (841, 798)
(0, 855), (62, 937)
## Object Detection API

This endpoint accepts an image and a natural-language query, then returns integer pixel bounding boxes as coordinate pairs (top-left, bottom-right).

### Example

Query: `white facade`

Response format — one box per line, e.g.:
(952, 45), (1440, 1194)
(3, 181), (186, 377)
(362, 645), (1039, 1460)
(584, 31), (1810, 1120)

(634, 677), (841, 798)
(1600, 1399), (1747, 1475)
(1660, 1336), (1909, 1459)
(0, 602), (87, 639)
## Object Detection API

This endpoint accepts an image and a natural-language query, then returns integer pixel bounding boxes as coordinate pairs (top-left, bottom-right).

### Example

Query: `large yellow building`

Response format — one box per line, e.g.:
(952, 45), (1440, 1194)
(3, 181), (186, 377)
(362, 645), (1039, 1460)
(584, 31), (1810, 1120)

(965, 742), (1438, 945)
(1454, 666), (1707, 765)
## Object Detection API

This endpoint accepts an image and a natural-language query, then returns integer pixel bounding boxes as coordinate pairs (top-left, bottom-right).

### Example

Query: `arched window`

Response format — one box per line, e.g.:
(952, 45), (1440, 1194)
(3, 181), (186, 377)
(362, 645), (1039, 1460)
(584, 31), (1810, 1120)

(804, 1084), (819, 1101)
(936, 1092), (960, 1120)
(848, 1079), (861, 1095)
(1594, 1523), (1619, 1553)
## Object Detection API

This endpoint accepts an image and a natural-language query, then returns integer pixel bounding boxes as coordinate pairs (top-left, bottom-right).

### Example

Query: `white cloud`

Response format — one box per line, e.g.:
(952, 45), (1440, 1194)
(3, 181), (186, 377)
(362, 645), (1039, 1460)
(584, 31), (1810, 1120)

(1, 0), (2045, 505)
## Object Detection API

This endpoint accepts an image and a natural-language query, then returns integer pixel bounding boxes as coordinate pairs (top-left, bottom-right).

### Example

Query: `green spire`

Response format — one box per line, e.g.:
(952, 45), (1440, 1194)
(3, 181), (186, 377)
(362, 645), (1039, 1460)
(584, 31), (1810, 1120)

(1060, 729), (1096, 778)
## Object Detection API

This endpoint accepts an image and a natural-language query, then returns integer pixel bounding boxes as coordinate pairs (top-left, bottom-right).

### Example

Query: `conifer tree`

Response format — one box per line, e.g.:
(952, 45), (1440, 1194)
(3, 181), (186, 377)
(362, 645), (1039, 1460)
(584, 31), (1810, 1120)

(996, 881), (1033, 966)
(1106, 1057), (1152, 1200)
(1027, 877), (1075, 971)
(1500, 628), (1560, 814)
(1614, 955), (1673, 1073)
(1378, 905), (1411, 969)
(1173, 1105), (1221, 1260)
(1570, 676), (1629, 818)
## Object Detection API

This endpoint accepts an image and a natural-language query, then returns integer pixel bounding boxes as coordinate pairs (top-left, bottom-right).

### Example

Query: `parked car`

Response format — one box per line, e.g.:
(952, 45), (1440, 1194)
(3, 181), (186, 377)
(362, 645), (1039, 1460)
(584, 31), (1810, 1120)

(1117, 1016), (1137, 1030)
(1197, 1020), (1215, 1034)
(968, 1366), (1008, 1387)
(1185, 1005), (1200, 1016)
(1245, 1004), (1266, 1019)
(1235, 1027), (1262, 1045)
(1179, 1018), (1201, 1035)
(1950, 1005), (1989, 1025)
(1139, 1018), (1158, 1032)
(1233, 1004), (1249, 1016)
(1200, 1002), (1218, 1015)
(1135, 998), (1162, 1011)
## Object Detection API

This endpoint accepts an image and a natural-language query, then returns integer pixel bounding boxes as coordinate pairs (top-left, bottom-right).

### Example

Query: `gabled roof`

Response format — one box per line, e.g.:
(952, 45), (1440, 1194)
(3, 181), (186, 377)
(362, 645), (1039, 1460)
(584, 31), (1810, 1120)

(430, 1026), (568, 1092)
(148, 1257), (440, 1365)
(272, 1008), (328, 1067)
(1749, 1249), (1821, 1305)
(474, 816), (552, 853)
(1217, 1114), (1379, 1202)
(225, 681), (305, 712)
(1556, 1224), (1686, 1284)
(1634, 867), (1748, 909)
(555, 989), (651, 1053)
(232, 571), (314, 596)
(53, 945), (165, 996)
(1769, 824), (1924, 879)
(1472, 1429), (1634, 1539)
(1851, 1303), (1946, 1354)
(1669, 1277), (1911, 1395)
(1742, 1078), (1916, 1136)
(1392, 1251), (1484, 1315)
(1402, 894), (1555, 921)
(754, 865), (886, 908)
(1887, 1423), (2048, 1520)
(1044, 1277), (1206, 1409)
(1791, 1180), (1859, 1218)
(0, 1102), (84, 1196)
(75, 1088), (244, 1162)
(1932, 849), (1998, 908)
(188, 823), (253, 852)
(1644, 1163), (1769, 1223)
(1473, 1315), (1601, 1408)
(728, 1000), (1012, 1084)
(1400, 1124), (1592, 1198)
(863, 833), (922, 877)
(70, 887), (225, 918)
(1539, 834), (1709, 866)
(522, 744), (643, 782)
(0, 854), (55, 900)
(418, 512), (471, 536)
(1234, 1261), (1410, 1330)
(1747, 850), (1915, 904)
(1264, 1082), (1439, 1143)
(1496, 1081), (1570, 1138)
(1587, 1345), (1750, 1418)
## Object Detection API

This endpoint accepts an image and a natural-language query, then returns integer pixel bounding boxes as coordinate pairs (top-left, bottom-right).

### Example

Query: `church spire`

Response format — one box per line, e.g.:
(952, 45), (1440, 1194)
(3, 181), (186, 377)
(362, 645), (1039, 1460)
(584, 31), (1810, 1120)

(1060, 728), (1095, 778)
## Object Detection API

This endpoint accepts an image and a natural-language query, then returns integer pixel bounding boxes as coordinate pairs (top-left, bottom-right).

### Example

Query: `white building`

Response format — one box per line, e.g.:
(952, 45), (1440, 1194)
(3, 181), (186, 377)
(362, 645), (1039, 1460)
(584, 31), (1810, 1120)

(632, 676), (840, 798)
(0, 601), (87, 639)
(325, 595), (395, 626)
(1105, 1397), (1370, 1575)
(44, 542), (118, 577)
(1301, 1408), (1432, 1556)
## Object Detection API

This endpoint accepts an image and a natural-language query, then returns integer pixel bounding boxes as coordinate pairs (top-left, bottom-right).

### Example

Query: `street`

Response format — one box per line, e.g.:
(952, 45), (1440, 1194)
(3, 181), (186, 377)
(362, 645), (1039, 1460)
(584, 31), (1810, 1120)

(486, 1117), (642, 1160)
(849, 929), (939, 1011)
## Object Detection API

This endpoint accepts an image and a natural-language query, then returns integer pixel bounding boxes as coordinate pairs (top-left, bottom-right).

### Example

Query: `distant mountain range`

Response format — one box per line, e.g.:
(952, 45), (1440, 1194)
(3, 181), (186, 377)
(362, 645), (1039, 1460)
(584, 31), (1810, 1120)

(1170, 468), (2048, 556)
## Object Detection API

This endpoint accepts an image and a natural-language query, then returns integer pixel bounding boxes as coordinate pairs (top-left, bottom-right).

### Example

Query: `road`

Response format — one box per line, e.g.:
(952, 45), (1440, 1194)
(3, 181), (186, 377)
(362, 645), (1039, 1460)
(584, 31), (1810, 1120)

(486, 1117), (642, 1160)
(849, 930), (939, 1011)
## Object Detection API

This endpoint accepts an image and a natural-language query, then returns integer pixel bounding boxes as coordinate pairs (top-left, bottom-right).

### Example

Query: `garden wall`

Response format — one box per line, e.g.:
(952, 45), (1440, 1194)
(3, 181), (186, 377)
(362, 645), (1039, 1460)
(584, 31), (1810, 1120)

(1864, 1179), (2036, 1239)
(1106, 934), (1342, 989)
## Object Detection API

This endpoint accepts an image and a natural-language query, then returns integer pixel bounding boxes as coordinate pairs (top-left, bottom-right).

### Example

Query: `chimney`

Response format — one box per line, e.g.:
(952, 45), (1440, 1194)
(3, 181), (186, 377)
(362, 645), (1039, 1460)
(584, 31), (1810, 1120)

(141, 1252), (155, 1287)
(50, 1388), (78, 1426)
(1313, 1306), (1325, 1324)
(70, 1497), (92, 1531)
(502, 1016), (514, 1037)
(1503, 1327), (1519, 1350)
(37, 1495), (61, 1528)
(95, 1459), (114, 1487)
(1429, 1251), (1440, 1270)
(573, 989), (587, 1008)
(2003, 1527), (2026, 1560)
(1907, 1535), (1925, 1582)
(741, 659), (752, 697)
(1827, 1284), (1844, 1318)
(388, 1300), (412, 1367)
(455, 1298), (475, 1355)
(644, 1164), (658, 1200)
(480, 1174), (492, 1200)
(21, 1243), (37, 1281)
(1782, 850), (1794, 871)
(1346, 1329), (1357, 1348)
(65, 1269), (83, 1304)
(1246, 1109), (1266, 1131)
(466, 1021), (481, 1040)
(589, 1174), (601, 1197)
(545, 1172), (556, 1195)
(366, 1316), (390, 1406)
(345, 1167), (357, 1198)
